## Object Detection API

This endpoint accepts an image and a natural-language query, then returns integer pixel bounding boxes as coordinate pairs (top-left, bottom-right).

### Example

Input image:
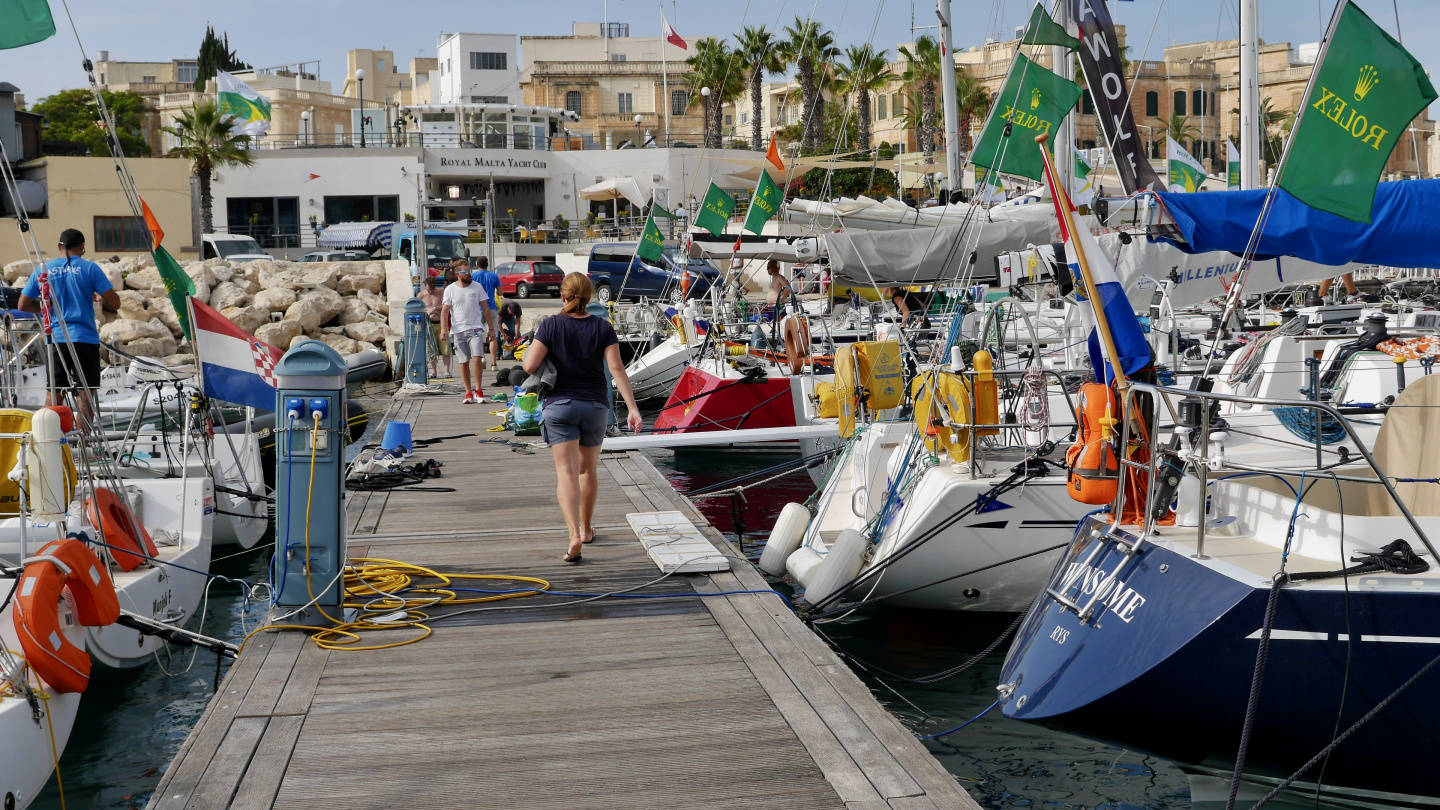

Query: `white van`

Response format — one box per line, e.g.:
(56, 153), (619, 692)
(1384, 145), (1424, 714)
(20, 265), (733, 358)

(201, 234), (269, 262)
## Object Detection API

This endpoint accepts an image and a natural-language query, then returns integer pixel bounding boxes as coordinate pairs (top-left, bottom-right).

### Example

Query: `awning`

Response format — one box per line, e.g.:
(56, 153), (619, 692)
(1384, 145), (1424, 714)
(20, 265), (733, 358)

(317, 221), (395, 250)
(1155, 180), (1440, 268)
(579, 177), (647, 210)
(825, 217), (1057, 286)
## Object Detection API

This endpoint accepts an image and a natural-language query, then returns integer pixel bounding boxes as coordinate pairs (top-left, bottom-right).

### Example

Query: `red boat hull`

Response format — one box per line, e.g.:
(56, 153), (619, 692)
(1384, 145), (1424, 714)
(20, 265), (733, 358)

(653, 365), (795, 434)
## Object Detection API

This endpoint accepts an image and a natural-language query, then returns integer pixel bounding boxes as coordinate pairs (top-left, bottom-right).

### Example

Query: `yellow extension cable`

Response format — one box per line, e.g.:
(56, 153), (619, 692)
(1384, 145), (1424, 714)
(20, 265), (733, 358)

(241, 413), (551, 653)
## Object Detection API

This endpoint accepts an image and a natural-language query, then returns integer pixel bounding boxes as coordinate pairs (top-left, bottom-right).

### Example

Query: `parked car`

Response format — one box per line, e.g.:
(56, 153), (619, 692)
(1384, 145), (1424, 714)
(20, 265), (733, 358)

(496, 260), (565, 299)
(201, 234), (268, 262)
(300, 250), (371, 263)
(585, 243), (719, 304)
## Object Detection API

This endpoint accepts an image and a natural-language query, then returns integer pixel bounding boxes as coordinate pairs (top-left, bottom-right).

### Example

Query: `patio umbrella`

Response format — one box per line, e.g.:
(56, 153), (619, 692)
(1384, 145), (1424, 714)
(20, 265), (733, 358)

(579, 177), (648, 224)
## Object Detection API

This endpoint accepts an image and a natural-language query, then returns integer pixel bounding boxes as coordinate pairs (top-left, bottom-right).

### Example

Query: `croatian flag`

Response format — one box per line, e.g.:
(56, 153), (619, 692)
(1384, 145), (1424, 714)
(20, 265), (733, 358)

(1040, 146), (1149, 383)
(188, 298), (284, 411)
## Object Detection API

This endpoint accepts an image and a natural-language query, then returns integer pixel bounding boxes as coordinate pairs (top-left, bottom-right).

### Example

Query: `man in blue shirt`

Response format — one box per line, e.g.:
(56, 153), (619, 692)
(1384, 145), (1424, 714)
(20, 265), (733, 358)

(19, 228), (121, 413)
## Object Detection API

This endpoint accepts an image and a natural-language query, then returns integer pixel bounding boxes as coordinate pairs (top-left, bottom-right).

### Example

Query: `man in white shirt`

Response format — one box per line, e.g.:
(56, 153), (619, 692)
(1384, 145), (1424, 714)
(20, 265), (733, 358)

(441, 265), (499, 403)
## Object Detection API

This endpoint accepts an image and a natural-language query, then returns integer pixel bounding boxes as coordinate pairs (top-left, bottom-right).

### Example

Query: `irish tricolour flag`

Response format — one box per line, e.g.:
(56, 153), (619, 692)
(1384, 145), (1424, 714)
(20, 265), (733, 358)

(215, 70), (271, 137)
(1167, 135), (1206, 193)
(189, 298), (284, 411)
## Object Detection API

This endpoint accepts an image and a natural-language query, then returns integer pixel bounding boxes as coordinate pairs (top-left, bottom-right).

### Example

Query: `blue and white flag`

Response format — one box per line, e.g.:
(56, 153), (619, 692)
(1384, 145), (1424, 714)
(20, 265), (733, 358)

(1067, 226), (1150, 382)
(189, 297), (284, 410)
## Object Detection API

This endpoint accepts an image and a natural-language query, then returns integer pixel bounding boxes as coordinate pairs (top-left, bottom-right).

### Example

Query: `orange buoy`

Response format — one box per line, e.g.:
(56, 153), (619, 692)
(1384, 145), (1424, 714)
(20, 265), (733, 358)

(12, 538), (120, 693)
(85, 487), (158, 572)
(39, 405), (74, 433)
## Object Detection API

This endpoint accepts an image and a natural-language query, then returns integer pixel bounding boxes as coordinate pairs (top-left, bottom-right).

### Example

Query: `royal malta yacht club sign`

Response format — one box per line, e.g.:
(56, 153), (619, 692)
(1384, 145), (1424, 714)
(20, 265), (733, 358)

(426, 153), (549, 175)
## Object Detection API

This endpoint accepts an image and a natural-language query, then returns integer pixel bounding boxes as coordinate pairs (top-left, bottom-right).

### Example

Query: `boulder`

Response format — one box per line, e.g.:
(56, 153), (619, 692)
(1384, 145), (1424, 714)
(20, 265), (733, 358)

(122, 334), (178, 358)
(185, 264), (219, 288)
(335, 298), (370, 325)
(317, 333), (360, 355)
(254, 319), (304, 349)
(283, 298), (328, 332)
(161, 353), (196, 368)
(123, 267), (162, 291)
(343, 321), (391, 345)
(116, 290), (149, 311)
(332, 262), (366, 277)
(258, 268), (295, 290)
(96, 262), (123, 291)
(221, 305), (269, 335)
(300, 286), (347, 324)
(99, 318), (168, 344)
(232, 277), (260, 295)
(337, 274), (384, 295)
(116, 304), (150, 322)
(363, 262), (387, 278)
(209, 263), (235, 283)
(147, 298), (184, 337)
(356, 289), (389, 315)
(253, 287), (297, 313)
(4, 260), (36, 284)
(239, 259), (278, 277)
(209, 281), (251, 311)
(299, 267), (338, 289)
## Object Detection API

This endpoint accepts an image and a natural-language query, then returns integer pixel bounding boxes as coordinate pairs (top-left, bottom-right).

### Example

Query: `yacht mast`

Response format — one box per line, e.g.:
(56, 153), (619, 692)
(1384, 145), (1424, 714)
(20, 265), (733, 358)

(937, 0), (962, 198)
(1053, 0), (1073, 194)
(1238, 0), (1261, 189)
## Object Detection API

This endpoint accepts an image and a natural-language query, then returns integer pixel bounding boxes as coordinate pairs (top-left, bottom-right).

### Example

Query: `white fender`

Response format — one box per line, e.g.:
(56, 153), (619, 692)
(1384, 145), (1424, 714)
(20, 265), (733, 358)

(802, 529), (868, 606)
(785, 546), (824, 589)
(28, 408), (67, 520)
(759, 502), (810, 576)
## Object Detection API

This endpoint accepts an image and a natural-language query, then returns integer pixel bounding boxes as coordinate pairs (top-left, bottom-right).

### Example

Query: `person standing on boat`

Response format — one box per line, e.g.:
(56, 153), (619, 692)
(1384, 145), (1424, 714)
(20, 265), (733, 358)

(441, 264), (495, 404)
(17, 228), (121, 416)
(522, 273), (642, 563)
(419, 276), (450, 379)
(765, 260), (792, 315)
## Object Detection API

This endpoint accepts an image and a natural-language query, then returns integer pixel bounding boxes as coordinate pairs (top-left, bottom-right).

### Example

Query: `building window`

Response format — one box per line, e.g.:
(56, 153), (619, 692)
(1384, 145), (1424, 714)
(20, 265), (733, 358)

(724, 114), (733, 126)
(893, 93), (903, 116)
(603, 22), (629, 38)
(1193, 89), (1207, 116)
(671, 90), (687, 116)
(176, 61), (197, 84)
(378, 58), (386, 72)
(470, 52), (507, 71)
(93, 216), (149, 251)
(566, 91), (583, 116)
(1145, 91), (1159, 117)
(1080, 90), (1094, 115)
(1173, 90), (1186, 117)
(471, 95), (508, 103)
(876, 94), (887, 120)
(610, 54), (627, 62)
(142, 75), (156, 84)
(617, 92), (633, 113)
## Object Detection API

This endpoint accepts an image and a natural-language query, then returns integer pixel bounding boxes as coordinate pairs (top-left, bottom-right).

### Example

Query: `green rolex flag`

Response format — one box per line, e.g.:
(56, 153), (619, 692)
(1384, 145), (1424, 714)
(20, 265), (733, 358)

(743, 171), (781, 235)
(971, 54), (1083, 181)
(1279, 0), (1437, 222)
(0, 0), (55, 50)
(636, 212), (666, 262)
(695, 182), (735, 236)
(1020, 2), (1080, 50)
(154, 245), (196, 339)
(1226, 139), (1241, 189)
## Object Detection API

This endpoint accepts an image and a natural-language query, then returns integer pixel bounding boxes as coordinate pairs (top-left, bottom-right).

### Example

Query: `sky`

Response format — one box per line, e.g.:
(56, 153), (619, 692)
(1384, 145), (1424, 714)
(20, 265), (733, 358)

(3, 0), (1437, 105)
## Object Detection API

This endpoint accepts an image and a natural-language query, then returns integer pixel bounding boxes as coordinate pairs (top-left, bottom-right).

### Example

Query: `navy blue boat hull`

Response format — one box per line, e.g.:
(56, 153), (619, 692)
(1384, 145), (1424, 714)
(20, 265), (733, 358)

(999, 518), (1440, 802)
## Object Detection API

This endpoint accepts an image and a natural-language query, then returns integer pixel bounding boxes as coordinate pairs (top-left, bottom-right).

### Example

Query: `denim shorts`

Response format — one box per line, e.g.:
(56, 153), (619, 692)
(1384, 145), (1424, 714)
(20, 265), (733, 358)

(541, 398), (608, 448)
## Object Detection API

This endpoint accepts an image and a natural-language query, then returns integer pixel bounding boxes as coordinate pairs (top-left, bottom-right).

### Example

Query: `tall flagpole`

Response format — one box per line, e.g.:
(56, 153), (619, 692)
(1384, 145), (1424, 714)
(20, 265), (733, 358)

(661, 6), (671, 147)
(937, 0), (962, 198)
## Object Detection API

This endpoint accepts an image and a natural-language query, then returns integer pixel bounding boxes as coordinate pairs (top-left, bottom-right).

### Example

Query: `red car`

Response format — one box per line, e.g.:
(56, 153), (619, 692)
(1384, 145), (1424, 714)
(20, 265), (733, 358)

(496, 260), (565, 299)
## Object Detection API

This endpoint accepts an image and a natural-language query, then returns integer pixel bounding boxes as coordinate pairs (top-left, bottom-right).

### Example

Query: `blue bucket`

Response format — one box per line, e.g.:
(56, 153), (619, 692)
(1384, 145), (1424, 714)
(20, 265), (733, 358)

(380, 420), (413, 454)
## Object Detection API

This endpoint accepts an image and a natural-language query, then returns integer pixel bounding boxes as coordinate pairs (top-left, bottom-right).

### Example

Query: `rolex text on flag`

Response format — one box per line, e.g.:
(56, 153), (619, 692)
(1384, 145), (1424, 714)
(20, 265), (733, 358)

(743, 170), (781, 235)
(971, 55), (1083, 181)
(695, 182), (735, 236)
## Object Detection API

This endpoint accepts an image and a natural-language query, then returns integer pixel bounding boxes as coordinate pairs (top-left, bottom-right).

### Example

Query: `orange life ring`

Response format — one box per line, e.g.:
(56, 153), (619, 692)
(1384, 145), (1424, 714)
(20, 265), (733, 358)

(86, 487), (158, 572)
(12, 538), (120, 693)
(783, 315), (811, 375)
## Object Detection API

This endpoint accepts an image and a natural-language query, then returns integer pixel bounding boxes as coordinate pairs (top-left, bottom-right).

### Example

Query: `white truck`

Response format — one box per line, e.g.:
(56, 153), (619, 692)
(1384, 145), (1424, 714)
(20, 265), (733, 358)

(200, 234), (269, 263)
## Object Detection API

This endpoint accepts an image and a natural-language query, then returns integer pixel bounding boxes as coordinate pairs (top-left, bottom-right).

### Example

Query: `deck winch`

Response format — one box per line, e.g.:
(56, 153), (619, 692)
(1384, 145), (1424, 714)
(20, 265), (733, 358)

(271, 340), (349, 626)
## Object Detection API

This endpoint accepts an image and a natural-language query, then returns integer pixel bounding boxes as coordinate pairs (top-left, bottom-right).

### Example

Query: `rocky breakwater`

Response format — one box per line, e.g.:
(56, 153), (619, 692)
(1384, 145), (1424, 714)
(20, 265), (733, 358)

(1, 255), (396, 366)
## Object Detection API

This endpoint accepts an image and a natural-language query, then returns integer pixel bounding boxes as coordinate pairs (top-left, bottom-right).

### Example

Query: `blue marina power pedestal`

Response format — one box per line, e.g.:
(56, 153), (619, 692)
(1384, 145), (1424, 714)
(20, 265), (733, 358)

(403, 297), (429, 386)
(271, 339), (348, 627)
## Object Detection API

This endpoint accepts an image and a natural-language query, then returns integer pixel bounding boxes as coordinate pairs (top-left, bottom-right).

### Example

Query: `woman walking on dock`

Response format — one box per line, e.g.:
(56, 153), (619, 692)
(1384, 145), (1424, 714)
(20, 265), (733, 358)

(523, 272), (643, 562)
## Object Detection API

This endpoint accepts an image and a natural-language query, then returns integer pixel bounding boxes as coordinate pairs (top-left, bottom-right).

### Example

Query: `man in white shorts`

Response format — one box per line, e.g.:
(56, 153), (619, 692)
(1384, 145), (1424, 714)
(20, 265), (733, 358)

(441, 263), (499, 403)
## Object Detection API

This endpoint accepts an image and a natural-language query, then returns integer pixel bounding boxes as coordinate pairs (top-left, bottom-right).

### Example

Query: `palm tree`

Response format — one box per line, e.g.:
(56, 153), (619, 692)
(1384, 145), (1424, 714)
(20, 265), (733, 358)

(685, 38), (744, 148)
(162, 100), (254, 235)
(734, 25), (788, 152)
(898, 36), (942, 159)
(954, 69), (991, 153)
(782, 17), (839, 151)
(834, 44), (893, 152)
(1164, 113), (1199, 148)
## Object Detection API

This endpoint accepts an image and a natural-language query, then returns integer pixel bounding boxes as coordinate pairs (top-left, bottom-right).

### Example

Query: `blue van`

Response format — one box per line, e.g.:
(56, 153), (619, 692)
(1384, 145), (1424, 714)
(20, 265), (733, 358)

(585, 242), (719, 304)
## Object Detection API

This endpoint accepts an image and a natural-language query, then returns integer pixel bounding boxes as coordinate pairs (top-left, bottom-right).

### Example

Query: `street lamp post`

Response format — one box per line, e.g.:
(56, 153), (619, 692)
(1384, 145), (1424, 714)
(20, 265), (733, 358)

(356, 68), (367, 148)
(634, 113), (643, 149)
(300, 110), (310, 145)
(700, 86), (711, 148)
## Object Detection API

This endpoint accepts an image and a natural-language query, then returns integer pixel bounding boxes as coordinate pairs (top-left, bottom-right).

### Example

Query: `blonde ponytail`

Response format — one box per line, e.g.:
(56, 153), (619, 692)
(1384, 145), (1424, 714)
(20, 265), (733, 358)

(559, 272), (594, 316)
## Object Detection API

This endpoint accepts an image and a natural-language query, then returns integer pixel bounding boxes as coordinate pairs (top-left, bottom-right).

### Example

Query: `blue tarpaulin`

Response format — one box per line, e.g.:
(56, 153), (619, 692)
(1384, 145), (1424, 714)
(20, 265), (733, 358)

(1155, 180), (1440, 269)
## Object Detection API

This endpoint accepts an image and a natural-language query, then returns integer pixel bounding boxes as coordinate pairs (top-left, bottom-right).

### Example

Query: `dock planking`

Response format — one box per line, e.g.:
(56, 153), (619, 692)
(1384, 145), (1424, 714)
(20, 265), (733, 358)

(148, 391), (979, 810)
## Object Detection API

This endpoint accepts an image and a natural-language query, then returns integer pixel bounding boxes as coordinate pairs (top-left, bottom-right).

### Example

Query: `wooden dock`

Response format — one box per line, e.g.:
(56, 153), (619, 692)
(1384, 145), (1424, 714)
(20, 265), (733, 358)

(147, 390), (978, 810)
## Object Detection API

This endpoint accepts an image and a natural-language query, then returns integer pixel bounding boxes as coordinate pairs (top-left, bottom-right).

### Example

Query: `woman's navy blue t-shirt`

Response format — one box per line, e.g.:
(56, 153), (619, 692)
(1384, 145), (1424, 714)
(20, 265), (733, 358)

(534, 313), (618, 403)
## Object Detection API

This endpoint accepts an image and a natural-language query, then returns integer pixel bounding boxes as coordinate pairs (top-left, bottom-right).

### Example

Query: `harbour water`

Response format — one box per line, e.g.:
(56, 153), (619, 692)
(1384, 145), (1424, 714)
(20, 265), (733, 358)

(33, 423), (1197, 808)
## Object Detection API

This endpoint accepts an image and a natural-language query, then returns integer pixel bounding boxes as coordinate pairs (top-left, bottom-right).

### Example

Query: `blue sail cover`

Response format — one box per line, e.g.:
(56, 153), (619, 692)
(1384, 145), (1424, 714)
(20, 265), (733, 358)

(1155, 180), (1440, 268)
